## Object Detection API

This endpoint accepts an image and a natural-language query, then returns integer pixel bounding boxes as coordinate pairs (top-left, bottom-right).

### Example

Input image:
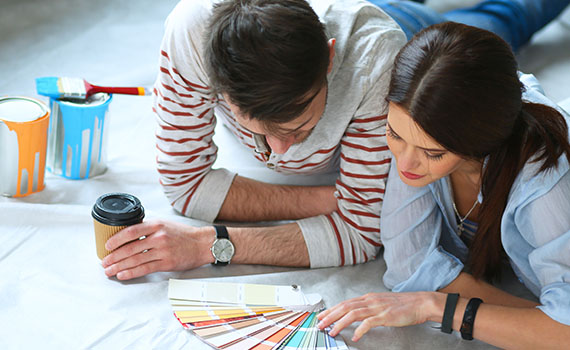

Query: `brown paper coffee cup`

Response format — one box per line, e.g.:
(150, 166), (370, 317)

(92, 192), (144, 260)
(93, 220), (128, 259)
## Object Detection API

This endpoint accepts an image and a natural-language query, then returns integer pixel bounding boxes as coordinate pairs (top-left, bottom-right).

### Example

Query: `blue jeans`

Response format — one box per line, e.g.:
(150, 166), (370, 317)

(368, 0), (570, 52)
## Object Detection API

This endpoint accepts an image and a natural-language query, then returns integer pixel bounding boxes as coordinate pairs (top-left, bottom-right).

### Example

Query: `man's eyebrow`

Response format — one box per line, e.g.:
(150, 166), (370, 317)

(388, 121), (446, 153)
(239, 123), (256, 135)
(276, 88), (324, 133)
(277, 116), (313, 133)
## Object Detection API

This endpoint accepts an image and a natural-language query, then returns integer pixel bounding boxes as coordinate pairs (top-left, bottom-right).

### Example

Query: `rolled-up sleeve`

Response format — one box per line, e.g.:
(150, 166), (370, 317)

(514, 169), (570, 325)
(153, 0), (236, 222)
(381, 159), (463, 291)
(538, 282), (570, 325)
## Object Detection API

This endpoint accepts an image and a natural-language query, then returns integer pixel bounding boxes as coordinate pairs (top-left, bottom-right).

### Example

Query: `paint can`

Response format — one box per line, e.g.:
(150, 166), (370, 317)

(47, 93), (112, 179)
(0, 96), (50, 197)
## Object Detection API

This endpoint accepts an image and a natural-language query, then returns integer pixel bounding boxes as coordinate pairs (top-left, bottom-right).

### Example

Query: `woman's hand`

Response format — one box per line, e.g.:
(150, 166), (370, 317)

(101, 220), (215, 280)
(317, 292), (443, 342)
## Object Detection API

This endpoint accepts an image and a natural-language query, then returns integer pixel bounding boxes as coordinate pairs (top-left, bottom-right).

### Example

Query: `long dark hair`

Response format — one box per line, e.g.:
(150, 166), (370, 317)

(387, 22), (570, 281)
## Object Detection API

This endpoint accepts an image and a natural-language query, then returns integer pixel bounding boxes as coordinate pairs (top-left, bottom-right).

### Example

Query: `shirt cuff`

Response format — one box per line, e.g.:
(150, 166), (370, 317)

(186, 168), (236, 222)
(388, 246), (464, 292)
(537, 282), (570, 325)
(297, 215), (341, 268)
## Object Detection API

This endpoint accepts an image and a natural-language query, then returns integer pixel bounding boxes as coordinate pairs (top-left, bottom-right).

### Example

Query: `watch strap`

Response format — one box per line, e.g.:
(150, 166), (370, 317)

(214, 225), (229, 240)
(212, 225), (230, 266)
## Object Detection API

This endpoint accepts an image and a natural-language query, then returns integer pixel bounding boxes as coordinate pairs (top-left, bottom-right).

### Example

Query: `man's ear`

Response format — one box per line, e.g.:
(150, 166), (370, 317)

(327, 38), (336, 74)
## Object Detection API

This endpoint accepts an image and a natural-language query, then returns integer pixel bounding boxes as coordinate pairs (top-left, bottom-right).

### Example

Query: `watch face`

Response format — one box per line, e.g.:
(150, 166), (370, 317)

(212, 238), (235, 263)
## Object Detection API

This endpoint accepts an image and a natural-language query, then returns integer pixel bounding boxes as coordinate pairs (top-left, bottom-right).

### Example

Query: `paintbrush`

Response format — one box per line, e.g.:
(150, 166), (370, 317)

(35, 77), (149, 100)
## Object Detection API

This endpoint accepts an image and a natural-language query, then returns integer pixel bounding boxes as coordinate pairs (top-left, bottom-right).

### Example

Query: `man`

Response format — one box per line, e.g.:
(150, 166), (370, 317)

(102, 0), (405, 280)
(101, 0), (569, 280)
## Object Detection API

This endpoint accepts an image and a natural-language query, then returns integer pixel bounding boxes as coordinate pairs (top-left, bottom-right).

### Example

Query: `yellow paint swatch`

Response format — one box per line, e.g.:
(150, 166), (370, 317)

(244, 284), (276, 306)
(168, 279), (306, 307)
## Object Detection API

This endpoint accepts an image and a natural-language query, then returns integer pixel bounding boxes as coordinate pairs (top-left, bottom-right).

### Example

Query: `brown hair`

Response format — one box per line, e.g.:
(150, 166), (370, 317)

(204, 0), (329, 126)
(387, 22), (570, 281)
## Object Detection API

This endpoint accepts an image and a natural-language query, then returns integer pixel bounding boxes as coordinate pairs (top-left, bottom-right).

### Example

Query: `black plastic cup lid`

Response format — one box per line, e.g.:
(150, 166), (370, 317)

(92, 192), (145, 226)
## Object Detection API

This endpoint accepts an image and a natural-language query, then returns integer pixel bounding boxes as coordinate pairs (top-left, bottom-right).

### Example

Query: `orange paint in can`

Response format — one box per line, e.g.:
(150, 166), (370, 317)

(0, 97), (50, 197)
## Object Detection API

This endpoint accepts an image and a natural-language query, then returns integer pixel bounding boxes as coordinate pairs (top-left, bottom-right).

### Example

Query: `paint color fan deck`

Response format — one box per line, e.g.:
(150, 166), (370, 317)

(168, 279), (349, 350)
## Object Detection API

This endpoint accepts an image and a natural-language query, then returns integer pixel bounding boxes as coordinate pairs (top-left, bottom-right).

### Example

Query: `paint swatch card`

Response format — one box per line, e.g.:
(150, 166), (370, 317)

(168, 279), (348, 350)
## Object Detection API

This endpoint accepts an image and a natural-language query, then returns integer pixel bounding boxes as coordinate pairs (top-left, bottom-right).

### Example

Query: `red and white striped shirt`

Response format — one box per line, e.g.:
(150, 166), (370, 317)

(153, 0), (406, 267)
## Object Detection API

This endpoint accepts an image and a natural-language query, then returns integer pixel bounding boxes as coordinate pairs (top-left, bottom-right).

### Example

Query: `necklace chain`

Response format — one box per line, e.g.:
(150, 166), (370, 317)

(452, 199), (478, 234)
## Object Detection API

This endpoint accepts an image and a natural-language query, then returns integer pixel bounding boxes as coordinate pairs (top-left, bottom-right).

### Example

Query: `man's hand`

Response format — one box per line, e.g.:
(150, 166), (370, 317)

(101, 220), (215, 280)
(101, 221), (309, 280)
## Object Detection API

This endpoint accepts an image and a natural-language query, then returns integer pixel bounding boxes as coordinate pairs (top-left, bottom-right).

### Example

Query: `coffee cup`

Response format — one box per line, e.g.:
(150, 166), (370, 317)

(92, 192), (145, 259)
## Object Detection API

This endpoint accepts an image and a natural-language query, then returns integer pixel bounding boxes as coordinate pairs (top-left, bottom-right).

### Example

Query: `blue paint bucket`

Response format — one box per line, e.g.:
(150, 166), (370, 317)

(46, 93), (112, 179)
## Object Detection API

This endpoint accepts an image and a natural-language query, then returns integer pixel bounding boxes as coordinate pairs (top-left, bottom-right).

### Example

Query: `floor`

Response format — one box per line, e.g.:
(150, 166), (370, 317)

(0, 1), (569, 105)
(1, 1), (568, 349)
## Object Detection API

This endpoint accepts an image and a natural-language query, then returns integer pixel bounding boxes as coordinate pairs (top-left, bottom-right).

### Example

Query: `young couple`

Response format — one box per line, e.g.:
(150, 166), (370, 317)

(102, 0), (570, 347)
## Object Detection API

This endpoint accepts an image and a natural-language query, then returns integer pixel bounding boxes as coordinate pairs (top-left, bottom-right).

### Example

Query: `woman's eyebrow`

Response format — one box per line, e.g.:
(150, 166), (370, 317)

(418, 145), (446, 152)
(388, 122), (446, 152)
(387, 121), (403, 139)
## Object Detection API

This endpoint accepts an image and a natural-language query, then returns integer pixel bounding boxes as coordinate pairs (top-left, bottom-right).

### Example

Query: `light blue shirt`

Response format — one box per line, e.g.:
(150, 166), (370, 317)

(380, 74), (570, 325)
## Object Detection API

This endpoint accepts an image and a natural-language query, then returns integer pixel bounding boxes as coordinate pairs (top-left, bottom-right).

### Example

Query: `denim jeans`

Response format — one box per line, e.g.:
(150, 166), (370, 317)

(368, 0), (570, 52)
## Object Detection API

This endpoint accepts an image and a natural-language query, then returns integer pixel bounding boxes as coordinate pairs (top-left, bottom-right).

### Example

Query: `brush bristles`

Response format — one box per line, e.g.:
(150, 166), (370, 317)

(35, 77), (87, 99)
(35, 77), (61, 98)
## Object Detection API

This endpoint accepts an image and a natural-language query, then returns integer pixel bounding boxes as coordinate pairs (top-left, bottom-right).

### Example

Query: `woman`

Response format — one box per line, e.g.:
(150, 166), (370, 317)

(317, 22), (570, 348)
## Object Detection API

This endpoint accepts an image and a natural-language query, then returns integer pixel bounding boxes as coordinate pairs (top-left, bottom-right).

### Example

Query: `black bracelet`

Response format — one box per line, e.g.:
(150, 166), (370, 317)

(460, 297), (483, 340)
(441, 293), (460, 334)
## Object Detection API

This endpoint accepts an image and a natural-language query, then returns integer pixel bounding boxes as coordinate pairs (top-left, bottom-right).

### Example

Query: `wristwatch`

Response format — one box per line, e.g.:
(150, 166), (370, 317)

(210, 225), (235, 266)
